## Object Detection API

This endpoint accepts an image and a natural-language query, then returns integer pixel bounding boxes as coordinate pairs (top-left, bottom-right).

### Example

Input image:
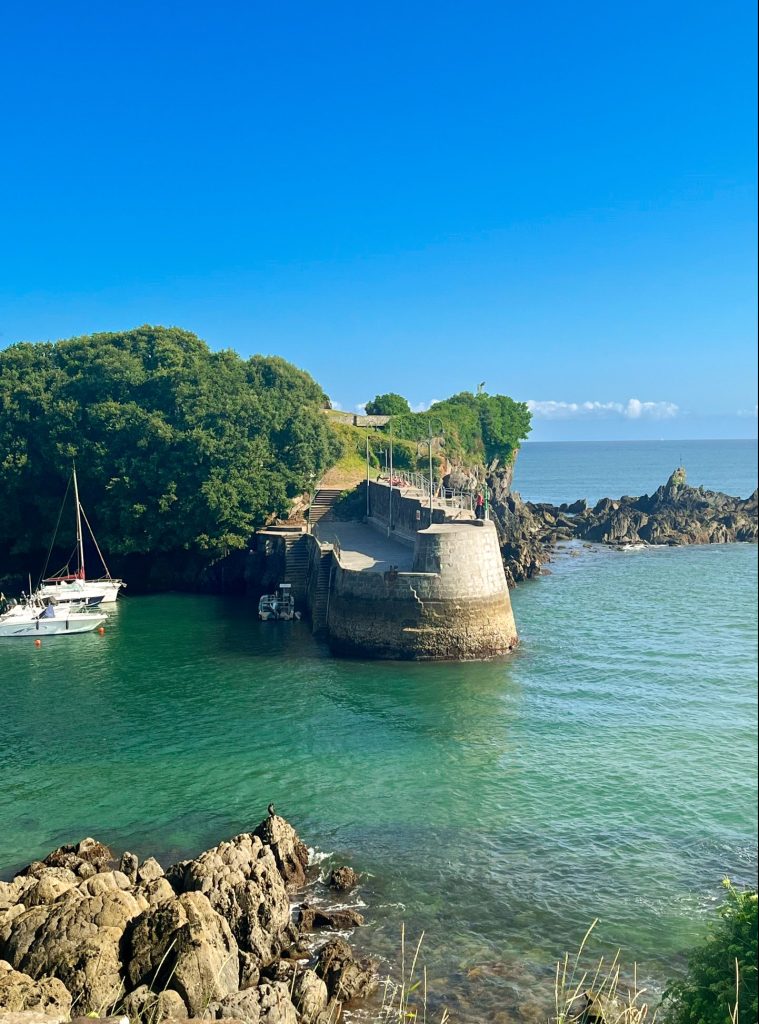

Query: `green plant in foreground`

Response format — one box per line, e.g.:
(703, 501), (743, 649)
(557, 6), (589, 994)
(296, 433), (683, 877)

(661, 881), (757, 1024)
(381, 924), (450, 1024)
(553, 919), (654, 1024)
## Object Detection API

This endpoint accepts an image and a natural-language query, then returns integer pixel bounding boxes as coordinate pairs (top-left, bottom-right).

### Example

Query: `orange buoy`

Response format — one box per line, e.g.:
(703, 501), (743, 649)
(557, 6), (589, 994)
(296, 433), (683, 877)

(34, 638), (42, 647)
(98, 627), (105, 635)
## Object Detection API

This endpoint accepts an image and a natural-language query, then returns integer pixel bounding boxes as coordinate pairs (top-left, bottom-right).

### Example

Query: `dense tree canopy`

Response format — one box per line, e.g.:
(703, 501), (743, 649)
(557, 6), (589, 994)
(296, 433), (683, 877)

(391, 391), (531, 465)
(365, 393), (411, 416)
(0, 326), (339, 576)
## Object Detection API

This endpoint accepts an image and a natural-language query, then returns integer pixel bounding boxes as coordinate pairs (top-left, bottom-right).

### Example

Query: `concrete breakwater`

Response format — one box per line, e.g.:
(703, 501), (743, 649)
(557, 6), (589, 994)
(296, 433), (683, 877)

(258, 480), (519, 660)
(0, 817), (376, 1024)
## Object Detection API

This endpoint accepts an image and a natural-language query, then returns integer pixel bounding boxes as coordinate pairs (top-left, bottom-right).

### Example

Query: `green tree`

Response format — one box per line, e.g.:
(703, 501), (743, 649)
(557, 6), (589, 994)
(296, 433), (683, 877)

(0, 326), (340, 579)
(662, 881), (758, 1024)
(365, 393), (411, 416)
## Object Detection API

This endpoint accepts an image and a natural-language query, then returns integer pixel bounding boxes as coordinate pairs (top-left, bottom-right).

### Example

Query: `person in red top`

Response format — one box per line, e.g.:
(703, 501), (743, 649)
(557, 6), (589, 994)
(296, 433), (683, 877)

(475, 493), (485, 519)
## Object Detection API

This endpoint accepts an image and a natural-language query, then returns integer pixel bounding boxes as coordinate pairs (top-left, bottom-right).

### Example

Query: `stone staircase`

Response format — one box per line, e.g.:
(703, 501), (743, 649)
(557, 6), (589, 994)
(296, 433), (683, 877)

(309, 550), (333, 634)
(309, 488), (343, 528)
(282, 534), (310, 602)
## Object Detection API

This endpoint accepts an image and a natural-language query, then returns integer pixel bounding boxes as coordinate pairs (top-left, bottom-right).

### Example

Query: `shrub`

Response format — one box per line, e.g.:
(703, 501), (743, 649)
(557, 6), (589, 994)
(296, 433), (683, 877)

(661, 881), (757, 1024)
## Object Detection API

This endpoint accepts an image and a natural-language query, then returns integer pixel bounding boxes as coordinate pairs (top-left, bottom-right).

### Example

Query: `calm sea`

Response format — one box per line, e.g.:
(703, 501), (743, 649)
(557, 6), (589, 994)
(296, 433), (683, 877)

(1, 440), (756, 1021)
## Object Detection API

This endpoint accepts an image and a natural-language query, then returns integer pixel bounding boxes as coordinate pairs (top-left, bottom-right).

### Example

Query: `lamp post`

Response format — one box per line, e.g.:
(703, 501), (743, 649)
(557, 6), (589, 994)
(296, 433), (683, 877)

(426, 417), (445, 517)
(388, 417), (394, 532)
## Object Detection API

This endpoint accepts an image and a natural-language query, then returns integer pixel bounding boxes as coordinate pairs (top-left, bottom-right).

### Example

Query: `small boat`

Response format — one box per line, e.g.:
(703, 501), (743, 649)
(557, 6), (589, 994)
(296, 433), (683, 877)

(258, 583), (298, 621)
(0, 594), (107, 638)
(38, 467), (125, 606)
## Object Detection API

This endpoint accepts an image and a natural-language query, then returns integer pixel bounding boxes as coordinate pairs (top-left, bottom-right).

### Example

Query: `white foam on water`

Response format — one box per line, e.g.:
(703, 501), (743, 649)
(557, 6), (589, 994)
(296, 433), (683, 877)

(307, 846), (333, 865)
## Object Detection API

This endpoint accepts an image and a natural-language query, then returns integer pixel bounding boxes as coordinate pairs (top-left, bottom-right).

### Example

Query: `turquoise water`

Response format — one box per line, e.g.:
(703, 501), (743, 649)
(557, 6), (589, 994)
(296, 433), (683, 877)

(1, 441), (757, 1021)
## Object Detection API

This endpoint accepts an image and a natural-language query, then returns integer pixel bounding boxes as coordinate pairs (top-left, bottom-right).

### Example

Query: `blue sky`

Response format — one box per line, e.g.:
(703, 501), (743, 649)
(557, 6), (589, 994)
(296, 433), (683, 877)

(1, 1), (756, 441)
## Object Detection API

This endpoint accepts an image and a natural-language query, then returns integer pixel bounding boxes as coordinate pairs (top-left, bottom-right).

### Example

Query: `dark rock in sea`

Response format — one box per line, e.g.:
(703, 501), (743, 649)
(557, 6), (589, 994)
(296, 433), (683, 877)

(488, 465), (758, 582)
(328, 866), (359, 892)
(297, 905), (364, 931)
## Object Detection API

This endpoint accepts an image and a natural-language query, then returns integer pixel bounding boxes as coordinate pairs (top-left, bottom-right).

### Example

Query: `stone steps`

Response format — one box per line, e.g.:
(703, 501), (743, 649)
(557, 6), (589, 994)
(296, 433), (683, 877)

(309, 488), (343, 526)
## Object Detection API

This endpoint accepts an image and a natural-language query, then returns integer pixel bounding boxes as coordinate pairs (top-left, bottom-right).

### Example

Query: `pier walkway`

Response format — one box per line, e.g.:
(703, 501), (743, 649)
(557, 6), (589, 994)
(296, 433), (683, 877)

(313, 520), (413, 573)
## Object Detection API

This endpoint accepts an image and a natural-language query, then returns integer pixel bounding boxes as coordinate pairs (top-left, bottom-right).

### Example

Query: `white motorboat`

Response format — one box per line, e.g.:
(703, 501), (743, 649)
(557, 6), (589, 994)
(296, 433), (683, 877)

(38, 467), (125, 606)
(258, 583), (298, 621)
(0, 595), (107, 638)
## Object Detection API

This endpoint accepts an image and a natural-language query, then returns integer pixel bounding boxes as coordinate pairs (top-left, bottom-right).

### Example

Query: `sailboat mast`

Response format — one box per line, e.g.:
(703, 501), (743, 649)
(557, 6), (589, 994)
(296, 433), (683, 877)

(72, 466), (85, 579)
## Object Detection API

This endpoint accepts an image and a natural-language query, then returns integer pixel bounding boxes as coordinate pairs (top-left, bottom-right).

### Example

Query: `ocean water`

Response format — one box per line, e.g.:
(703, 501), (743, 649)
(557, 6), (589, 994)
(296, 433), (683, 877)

(515, 439), (757, 506)
(1, 440), (757, 1021)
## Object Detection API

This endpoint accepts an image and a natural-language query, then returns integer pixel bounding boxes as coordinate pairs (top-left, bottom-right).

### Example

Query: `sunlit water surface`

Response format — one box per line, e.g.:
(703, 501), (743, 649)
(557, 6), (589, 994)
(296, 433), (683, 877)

(1, 441), (756, 1021)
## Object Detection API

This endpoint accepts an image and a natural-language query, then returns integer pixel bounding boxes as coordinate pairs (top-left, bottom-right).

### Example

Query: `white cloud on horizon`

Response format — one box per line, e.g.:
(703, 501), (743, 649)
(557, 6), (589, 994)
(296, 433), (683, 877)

(411, 399), (441, 413)
(526, 398), (679, 421)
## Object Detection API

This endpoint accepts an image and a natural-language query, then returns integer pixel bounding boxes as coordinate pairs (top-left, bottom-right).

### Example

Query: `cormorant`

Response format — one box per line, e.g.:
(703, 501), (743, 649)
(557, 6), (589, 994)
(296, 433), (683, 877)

(267, 803), (276, 817)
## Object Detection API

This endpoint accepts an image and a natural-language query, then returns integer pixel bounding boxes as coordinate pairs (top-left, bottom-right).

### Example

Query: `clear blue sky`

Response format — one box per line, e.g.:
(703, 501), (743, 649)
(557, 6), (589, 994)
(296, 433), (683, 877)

(1, 0), (756, 440)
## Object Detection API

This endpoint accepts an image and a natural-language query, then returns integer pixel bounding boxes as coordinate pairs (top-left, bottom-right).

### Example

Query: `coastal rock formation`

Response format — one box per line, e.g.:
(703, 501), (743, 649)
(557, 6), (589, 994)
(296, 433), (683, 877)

(315, 937), (378, 1003)
(0, 961), (72, 1018)
(0, 817), (372, 1024)
(327, 867), (358, 893)
(489, 467), (759, 583)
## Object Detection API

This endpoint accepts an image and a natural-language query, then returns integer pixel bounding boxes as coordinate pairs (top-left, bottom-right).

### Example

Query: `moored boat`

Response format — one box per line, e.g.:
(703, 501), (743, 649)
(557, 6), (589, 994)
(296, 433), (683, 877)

(38, 468), (125, 605)
(258, 583), (298, 621)
(0, 595), (107, 638)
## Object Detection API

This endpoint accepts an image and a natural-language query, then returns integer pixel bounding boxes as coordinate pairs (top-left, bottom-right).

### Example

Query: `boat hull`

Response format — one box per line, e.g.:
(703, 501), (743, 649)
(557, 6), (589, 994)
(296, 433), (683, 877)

(0, 612), (107, 637)
(39, 579), (123, 605)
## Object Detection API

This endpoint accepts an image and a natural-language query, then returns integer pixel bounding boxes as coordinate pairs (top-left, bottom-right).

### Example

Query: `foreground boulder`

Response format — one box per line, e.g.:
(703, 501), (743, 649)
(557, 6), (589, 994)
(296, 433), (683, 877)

(205, 981), (298, 1023)
(126, 891), (239, 1015)
(315, 937), (378, 1003)
(0, 961), (72, 1018)
(0, 881), (148, 1012)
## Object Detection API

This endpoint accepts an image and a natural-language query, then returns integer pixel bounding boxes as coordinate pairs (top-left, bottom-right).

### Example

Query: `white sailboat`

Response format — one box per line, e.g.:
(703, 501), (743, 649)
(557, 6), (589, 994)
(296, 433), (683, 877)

(38, 468), (126, 606)
(0, 593), (107, 638)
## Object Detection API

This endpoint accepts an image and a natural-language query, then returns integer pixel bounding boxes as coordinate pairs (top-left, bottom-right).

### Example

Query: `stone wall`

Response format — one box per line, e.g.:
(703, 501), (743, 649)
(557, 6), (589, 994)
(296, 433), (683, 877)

(366, 480), (451, 538)
(325, 520), (518, 660)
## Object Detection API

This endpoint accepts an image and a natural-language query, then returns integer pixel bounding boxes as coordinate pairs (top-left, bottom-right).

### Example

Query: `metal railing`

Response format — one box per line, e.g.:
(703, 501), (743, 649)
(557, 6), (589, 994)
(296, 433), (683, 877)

(376, 471), (475, 514)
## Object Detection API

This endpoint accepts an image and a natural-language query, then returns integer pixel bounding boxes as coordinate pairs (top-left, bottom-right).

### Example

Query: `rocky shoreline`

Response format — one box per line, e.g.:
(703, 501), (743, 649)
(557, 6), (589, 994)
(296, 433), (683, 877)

(0, 816), (377, 1024)
(489, 467), (758, 585)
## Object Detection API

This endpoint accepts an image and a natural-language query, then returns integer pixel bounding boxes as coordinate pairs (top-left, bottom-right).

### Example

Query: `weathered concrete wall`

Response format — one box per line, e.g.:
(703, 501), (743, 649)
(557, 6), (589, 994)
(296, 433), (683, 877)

(325, 520), (517, 660)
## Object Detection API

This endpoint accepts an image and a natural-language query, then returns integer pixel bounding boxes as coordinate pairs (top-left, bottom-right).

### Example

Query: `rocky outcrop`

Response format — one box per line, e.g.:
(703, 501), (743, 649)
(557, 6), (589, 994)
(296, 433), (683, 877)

(0, 817), (372, 1023)
(327, 868), (358, 893)
(297, 907), (364, 931)
(0, 961), (72, 1018)
(252, 816), (309, 890)
(125, 891), (240, 1015)
(488, 467), (758, 583)
(315, 937), (378, 1004)
(168, 832), (292, 966)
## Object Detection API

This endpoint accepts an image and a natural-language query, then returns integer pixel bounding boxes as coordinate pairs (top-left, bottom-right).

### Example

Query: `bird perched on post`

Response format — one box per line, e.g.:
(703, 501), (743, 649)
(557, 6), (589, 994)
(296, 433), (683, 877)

(267, 803), (276, 818)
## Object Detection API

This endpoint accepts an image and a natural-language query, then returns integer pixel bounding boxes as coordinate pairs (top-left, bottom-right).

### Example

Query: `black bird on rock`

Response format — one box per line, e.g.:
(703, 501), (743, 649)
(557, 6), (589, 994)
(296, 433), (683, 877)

(267, 803), (276, 818)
